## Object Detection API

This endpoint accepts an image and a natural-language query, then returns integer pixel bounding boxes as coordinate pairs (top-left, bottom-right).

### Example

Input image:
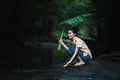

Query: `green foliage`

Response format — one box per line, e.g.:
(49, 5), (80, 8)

(55, 13), (97, 43)
(31, 0), (97, 41)
(59, 14), (92, 27)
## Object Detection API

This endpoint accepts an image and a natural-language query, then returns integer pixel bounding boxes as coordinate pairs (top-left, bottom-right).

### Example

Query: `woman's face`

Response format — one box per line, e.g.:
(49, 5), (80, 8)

(67, 30), (76, 39)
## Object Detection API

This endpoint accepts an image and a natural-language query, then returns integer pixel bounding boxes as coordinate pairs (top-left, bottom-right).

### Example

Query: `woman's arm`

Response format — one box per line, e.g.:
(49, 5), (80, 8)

(63, 47), (79, 67)
(61, 42), (69, 50)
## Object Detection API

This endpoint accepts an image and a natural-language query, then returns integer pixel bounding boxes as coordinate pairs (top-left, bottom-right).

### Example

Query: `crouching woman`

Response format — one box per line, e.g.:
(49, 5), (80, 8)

(59, 27), (92, 67)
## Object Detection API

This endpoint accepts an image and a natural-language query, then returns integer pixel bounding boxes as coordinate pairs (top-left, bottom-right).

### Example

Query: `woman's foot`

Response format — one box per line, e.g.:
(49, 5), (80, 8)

(74, 62), (85, 66)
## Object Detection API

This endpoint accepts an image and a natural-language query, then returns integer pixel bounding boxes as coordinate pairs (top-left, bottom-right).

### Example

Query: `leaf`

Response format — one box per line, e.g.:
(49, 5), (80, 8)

(60, 14), (91, 27)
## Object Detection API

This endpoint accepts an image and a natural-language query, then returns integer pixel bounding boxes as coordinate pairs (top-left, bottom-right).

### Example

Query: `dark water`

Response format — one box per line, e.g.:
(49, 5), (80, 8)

(0, 42), (120, 80)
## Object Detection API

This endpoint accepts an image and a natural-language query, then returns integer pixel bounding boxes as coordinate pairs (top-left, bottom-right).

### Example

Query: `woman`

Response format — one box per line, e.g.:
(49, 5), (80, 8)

(59, 27), (92, 67)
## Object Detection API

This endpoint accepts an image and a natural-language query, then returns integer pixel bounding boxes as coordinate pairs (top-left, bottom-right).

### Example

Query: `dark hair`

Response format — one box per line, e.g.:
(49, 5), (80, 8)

(67, 27), (79, 35)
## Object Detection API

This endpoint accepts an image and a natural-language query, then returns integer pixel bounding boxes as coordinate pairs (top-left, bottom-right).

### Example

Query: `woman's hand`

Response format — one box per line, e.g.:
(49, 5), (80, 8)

(63, 61), (71, 68)
(59, 38), (63, 44)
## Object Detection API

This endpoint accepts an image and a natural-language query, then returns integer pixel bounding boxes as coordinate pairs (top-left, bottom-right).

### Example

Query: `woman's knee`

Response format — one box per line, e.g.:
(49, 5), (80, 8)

(68, 44), (75, 55)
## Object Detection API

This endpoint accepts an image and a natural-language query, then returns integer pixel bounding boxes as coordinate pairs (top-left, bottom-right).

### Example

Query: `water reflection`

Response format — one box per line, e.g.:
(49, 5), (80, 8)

(23, 42), (67, 67)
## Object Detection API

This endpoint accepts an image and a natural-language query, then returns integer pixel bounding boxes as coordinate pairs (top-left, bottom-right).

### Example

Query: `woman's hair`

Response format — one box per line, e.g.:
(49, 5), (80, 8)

(67, 27), (79, 35)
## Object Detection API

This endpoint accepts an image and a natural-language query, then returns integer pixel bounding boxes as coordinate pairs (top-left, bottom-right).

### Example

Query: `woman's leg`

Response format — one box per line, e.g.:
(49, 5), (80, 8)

(67, 43), (75, 55)
(75, 51), (90, 66)
(67, 44), (89, 66)
(74, 55), (85, 66)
